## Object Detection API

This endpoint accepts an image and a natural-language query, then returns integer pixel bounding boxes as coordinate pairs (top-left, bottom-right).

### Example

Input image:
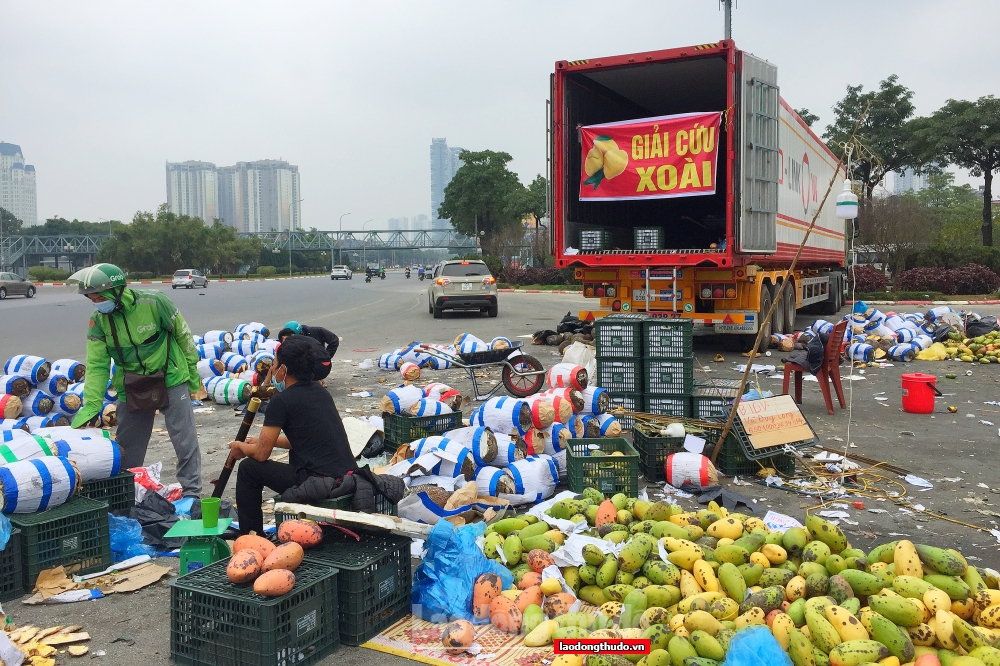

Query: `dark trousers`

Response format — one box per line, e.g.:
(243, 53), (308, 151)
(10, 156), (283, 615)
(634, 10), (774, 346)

(235, 458), (306, 535)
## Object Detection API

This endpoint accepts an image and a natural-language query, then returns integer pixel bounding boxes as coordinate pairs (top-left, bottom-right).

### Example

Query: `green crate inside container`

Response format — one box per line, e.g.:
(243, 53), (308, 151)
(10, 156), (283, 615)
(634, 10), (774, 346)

(690, 386), (739, 419)
(302, 527), (412, 646)
(643, 318), (693, 358)
(10, 496), (111, 590)
(275, 493), (398, 530)
(596, 357), (643, 394)
(566, 437), (638, 496)
(644, 358), (694, 395)
(0, 528), (22, 602)
(643, 394), (691, 417)
(606, 392), (641, 432)
(382, 411), (460, 446)
(80, 472), (136, 514)
(170, 557), (340, 666)
(631, 423), (686, 482)
(593, 314), (648, 358)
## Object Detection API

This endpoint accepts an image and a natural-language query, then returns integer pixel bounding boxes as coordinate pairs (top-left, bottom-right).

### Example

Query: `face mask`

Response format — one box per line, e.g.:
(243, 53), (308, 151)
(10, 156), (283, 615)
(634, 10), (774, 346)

(94, 299), (117, 314)
(273, 368), (287, 392)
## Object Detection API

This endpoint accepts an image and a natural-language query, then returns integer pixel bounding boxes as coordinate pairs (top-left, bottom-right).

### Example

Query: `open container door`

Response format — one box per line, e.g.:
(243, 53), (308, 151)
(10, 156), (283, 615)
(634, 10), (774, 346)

(736, 52), (779, 254)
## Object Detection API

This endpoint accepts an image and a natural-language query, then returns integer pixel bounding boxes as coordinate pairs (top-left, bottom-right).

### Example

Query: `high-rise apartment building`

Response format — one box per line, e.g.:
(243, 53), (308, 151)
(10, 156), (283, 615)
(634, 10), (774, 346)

(892, 168), (926, 195)
(168, 159), (300, 231)
(0, 143), (37, 227)
(166, 161), (218, 224)
(411, 214), (430, 230)
(387, 217), (408, 231)
(430, 138), (464, 230)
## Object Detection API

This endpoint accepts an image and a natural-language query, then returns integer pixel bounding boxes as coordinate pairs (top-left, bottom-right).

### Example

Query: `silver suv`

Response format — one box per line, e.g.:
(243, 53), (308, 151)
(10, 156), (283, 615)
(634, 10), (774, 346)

(172, 269), (208, 289)
(427, 260), (498, 319)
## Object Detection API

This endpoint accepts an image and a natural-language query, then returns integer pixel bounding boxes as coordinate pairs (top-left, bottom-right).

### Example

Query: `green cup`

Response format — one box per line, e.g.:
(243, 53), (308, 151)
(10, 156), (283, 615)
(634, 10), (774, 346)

(201, 497), (221, 529)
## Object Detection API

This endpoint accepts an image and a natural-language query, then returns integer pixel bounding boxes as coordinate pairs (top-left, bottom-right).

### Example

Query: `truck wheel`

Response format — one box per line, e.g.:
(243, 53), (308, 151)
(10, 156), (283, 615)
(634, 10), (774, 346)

(770, 283), (786, 338)
(782, 283), (797, 334)
(755, 286), (774, 353)
(820, 275), (840, 315)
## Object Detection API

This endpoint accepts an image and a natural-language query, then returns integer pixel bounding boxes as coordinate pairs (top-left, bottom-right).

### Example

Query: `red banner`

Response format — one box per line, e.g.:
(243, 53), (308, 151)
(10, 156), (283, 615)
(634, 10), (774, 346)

(579, 111), (723, 201)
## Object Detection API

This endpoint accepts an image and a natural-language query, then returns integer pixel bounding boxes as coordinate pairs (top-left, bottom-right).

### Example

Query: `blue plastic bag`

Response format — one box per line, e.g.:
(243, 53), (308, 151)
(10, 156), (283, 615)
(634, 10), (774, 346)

(723, 626), (792, 666)
(109, 513), (156, 562)
(411, 520), (514, 624)
(0, 513), (10, 551)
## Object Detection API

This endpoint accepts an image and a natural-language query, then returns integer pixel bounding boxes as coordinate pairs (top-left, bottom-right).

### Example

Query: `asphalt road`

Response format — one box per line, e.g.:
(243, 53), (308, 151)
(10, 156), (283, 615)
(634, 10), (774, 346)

(6, 276), (1000, 665)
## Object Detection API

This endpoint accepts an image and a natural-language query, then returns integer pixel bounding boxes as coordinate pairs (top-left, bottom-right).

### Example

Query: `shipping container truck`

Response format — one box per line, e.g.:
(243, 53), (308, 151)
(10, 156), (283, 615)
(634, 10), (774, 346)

(551, 40), (848, 350)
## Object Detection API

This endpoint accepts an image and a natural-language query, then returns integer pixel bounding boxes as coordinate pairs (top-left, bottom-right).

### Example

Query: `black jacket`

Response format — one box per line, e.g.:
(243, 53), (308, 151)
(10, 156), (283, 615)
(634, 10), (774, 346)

(300, 324), (339, 357)
(280, 465), (405, 512)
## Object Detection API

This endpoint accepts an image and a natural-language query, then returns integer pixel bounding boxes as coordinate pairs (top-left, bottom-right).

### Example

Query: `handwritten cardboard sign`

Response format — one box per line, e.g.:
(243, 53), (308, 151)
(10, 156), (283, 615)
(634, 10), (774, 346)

(735, 395), (814, 449)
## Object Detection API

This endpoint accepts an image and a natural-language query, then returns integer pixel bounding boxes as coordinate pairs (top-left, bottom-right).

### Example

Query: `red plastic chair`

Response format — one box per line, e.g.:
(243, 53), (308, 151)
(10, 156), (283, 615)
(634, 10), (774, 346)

(782, 319), (848, 415)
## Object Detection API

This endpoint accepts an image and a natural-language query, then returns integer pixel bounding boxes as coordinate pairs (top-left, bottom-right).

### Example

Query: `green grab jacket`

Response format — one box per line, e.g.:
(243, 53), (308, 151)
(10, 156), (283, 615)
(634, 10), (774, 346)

(71, 288), (201, 427)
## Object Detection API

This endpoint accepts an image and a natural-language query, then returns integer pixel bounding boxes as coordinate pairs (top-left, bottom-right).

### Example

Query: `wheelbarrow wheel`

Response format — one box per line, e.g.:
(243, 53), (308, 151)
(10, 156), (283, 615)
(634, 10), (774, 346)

(502, 354), (545, 398)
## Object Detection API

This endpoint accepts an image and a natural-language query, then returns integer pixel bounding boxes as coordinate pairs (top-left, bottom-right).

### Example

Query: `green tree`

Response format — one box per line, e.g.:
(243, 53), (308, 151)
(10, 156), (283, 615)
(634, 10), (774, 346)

(915, 172), (987, 246)
(908, 96), (1000, 246)
(795, 108), (819, 127)
(438, 150), (526, 255)
(824, 75), (916, 202)
(508, 174), (548, 265)
(23, 217), (115, 235)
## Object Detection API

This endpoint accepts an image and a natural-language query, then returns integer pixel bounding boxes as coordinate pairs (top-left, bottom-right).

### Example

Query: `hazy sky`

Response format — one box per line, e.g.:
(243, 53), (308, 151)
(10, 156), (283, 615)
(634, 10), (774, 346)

(2, 1), (998, 230)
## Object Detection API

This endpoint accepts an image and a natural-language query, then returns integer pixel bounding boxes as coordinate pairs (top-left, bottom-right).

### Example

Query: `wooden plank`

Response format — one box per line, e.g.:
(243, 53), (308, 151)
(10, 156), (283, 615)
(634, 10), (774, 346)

(274, 502), (431, 539)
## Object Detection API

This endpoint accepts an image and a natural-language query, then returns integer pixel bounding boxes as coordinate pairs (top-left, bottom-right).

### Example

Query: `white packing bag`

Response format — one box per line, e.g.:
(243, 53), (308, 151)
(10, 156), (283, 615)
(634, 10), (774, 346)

(499, 455), (559, 506)
(0, 457), (79, 513)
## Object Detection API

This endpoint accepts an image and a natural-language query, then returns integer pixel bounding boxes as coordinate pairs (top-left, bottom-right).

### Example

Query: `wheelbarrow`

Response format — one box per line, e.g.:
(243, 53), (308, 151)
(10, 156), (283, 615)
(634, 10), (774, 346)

(418, 341), (546, 401)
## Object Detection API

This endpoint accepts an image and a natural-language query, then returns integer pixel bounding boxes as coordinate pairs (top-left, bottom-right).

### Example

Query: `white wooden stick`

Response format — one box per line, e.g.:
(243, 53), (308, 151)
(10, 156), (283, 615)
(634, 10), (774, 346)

(274, 502), (432, 539)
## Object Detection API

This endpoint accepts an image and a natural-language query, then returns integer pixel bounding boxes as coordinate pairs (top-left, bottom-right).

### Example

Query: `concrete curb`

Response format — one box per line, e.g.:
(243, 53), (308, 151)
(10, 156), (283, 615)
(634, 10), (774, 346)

(34, 275), (326, 287)
(848, 299), (1000, 306)
(497, 289), (583, 294)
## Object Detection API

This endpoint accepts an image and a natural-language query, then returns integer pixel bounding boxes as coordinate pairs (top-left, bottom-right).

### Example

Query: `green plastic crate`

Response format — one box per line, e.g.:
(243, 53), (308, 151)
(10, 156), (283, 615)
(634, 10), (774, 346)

(690, 386), (739, 419)
(643, 394), (691, 417)
(643, 319), (694, 359)
(0, 528), (22, 602)
(302, 527), (412, 645)
(596, 357), (643, 394)
(170, 557), (340, 666)
(566, 437), (638, 496)
(80, 471), (135, 514)
(606, 392), (641, 432)
(274, 493), (398, 530)
(644, 358), (694, 395)
(9, 496), (111, 590)
(383, 411), (460, 446)
(716, 432), (796, 477)
(594, 314), (648, 358)
(631, 424), (685, 482)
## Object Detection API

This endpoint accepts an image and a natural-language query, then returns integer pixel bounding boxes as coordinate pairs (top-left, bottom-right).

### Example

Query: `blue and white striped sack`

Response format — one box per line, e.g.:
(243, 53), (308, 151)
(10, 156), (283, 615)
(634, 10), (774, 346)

(0, 431), (65, 464)
(595, 413), (620, 436)
(431, 441), (473, 478)
(474, 396), (530, 436)
(443, 426), (495, 466)
(0, 375), (27, 395)
(458, 338), (489, 355)
(231, 339), (257, 357)
(396, 491), (499, 525)
(398, 344), (432, 368)
(3, 355), (48, 384)
(810, 320), (833, 336)
(40, 374), (69, 395)
(410, 436), (451, 458)
(35, 427), (120, 481)
(50, 358), (85, 382)
(220, 352), (248, 373)
(197, 359), (225, 381)
(382, 384), (424, 414)
(22, 390), (53, 417)
(491, 433), (522, 467)
(454, 333), (486, 349)
(490, 337), (512, 350)
(0, 418), (30, 432)
(475, 466), (513, 497)
(196, 344), (223, 360)
(234, 322), (270, 339)
(498, 455), (558, 506)
(542, 423), (570, 455)
(378, 353), (402, 370)
(104, 378), (118, 402)
(192, 335), (204, 345)
(410, 399), (452, 417)
(248, 350), (275, 372)
(203, 330), (234, 347)
(51, 390), (82, 416)
(0, 456), (79, 514)
(25, 415), (68, 432)
(580, 386), (609, 415)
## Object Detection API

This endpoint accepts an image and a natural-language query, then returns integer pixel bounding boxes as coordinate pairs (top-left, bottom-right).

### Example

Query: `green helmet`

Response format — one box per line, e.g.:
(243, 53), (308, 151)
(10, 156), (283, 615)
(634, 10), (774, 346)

(67, 263), (127, 295)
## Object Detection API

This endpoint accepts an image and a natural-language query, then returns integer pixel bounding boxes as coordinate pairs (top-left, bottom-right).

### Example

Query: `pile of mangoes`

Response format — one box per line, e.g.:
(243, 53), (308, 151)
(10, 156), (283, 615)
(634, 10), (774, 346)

(943, 330), (1000, 363)
(472, 489), (1000, 666)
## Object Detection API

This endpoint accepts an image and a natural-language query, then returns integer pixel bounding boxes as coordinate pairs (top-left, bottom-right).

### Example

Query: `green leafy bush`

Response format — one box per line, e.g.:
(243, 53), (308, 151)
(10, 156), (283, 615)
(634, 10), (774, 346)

(256, 266), (277, 277)
(27, 266), (71, 281)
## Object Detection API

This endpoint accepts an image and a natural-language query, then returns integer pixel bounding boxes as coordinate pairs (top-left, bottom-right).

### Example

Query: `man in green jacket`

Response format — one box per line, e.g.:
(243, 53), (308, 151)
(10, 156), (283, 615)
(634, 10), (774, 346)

(67, 263), (203, 497)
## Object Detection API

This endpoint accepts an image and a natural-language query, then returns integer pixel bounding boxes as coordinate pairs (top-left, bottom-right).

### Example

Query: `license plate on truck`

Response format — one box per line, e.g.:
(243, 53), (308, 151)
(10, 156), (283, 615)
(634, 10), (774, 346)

(714, 312), (758, 334)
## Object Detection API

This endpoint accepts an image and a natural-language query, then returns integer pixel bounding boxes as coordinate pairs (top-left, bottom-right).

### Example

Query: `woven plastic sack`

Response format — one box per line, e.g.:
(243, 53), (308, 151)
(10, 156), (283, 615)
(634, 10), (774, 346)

(411, 520), (513, 624)
(722, 626), (791, 666)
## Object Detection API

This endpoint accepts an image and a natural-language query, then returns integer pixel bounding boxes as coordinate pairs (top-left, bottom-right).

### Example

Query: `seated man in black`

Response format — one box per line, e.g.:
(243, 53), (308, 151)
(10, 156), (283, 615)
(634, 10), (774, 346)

(228, 335), (357, 535)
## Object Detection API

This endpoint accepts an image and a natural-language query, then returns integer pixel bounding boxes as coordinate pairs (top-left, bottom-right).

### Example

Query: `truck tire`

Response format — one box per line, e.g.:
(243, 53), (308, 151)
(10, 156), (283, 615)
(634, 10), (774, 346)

(820, 274), (840, 315)
(782, 283), (797, 334)
(739, 286), (773, 353)
(770, 283), (785, 338)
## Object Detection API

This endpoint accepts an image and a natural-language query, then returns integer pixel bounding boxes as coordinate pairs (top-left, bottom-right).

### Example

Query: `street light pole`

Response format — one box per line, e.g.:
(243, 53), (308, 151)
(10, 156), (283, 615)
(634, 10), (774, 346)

(285, 199), (303, 277)
(338, 212), (352, 266)
(362, 219), (373, 267)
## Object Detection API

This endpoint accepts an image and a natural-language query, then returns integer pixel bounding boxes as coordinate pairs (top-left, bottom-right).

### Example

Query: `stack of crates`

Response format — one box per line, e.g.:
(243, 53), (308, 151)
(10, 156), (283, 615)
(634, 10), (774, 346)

(642, 318), (694, 417)
(594, 314), (648, 432)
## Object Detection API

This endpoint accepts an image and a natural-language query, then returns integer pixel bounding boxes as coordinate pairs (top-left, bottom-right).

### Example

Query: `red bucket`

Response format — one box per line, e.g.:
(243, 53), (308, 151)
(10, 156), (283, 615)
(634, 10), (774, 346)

(901, 373), (941, 414)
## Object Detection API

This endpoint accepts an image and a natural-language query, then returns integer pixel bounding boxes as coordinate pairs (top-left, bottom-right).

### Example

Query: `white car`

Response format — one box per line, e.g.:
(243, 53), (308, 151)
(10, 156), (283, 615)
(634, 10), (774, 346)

(330, 265), (353, 280)
(172, 269), (208, 289)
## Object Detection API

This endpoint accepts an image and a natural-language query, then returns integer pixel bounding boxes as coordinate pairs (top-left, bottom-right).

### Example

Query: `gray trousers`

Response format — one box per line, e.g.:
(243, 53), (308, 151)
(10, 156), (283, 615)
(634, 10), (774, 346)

(116, 383), (202, 497)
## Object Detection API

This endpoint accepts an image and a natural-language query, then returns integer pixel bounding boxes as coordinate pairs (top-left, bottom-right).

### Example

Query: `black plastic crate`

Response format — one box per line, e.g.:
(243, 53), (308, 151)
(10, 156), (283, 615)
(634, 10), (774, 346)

(690, 386), (739, 419)
(302, 527), (412, 645)
(631, 423), (686, 482)
(0, 528), (23, 602)
(170, 557), (340, 666)
(566, 437), (639, 496)
(634, 227), (664, 251)
(596, 358), (643, 394)
(644, 358), (694, 395)
(726, 406), (819, 461)
(643, 319), (694, 359)
(80, 472), (136, 514)
(275, 493), (398, 530)
(644, 394), (691, 417)
(382, 411), (461, 446)
(594, 314), (648, 358)
(606, 392), (641, 432)
(9, 496), (111, 590)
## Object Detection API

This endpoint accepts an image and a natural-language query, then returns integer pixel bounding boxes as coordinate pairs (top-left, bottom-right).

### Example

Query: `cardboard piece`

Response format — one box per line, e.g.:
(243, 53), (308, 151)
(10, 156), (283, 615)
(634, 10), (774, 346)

(341, 416), (379, 457)
(100, 562), (172, 593)
(735, 394), (813, 449)
(33, 567), (78, 599)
